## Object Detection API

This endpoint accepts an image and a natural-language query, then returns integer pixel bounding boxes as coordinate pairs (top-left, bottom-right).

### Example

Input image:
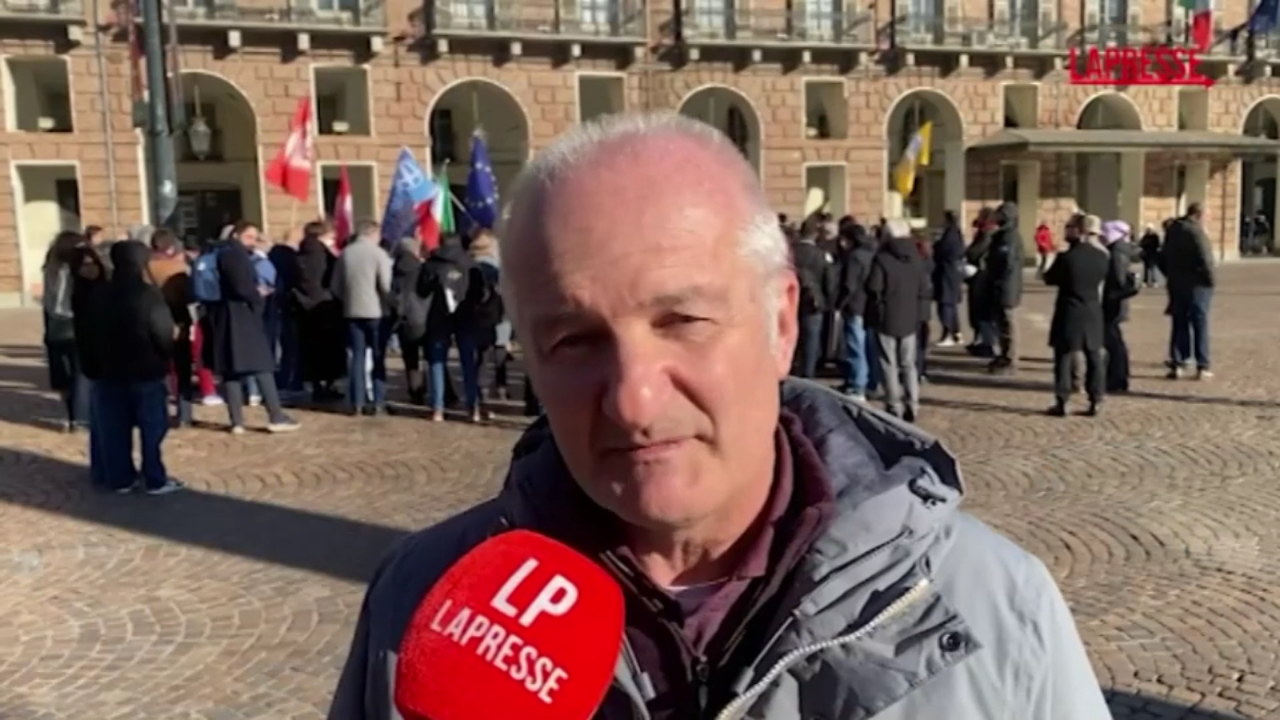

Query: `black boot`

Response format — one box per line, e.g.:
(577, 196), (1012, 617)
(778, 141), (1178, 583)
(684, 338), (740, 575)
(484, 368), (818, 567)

(1047, 400), (1067, 417)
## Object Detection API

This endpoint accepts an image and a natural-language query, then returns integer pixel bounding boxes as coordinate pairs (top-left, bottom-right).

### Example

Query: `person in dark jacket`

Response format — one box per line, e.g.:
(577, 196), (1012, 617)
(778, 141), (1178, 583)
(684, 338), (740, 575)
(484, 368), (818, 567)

(864, 219), (931, 422)
(390, 237), (429, 405)
(984, 201), (1025, 374)
(268, 229), (304, 396)
(418, 234), (483, 422)
(964, 208), (997, 356)
(42, 230), (92, 432)
(1102, 220), (1138, 393)
(1160, 203), (1215, 379)
(932, 210), (965, 346)
(915, 235), (936, 382)
(89, 240), (181, 494)
(835, 222), (876, 400)
(1044, 216), (1110, 417)
(203, 221), (299, 434)
(1138, 224), (1162, 287)
(69, 241), (110, 487)
(293, 222), (347, 402)
(790, 215), (836, 379)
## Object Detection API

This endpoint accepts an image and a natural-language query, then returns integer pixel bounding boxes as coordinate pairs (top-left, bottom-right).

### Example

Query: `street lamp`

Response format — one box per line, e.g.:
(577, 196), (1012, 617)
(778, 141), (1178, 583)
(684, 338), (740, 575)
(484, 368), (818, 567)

(187, 114), (212, 160)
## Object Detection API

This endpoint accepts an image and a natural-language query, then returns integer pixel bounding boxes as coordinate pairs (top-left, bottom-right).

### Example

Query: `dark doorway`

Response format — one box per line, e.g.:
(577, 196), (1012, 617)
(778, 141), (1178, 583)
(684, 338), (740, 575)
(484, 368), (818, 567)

(176, 189), (243, 247)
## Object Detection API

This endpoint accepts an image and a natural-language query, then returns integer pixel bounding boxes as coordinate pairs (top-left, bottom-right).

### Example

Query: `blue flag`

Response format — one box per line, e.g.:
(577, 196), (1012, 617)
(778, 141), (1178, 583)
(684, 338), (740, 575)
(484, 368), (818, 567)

(1250, 0), (1279, 33)
(382, 148), (437, 246)
(465, 134), (500, 230)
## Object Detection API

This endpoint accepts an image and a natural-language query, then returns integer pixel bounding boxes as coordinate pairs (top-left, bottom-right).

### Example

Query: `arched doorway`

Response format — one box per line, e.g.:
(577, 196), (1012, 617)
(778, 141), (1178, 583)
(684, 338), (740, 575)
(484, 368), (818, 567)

(677, 85), (762, 177)
(171, 71), (262, 244)
(1240, 97), (1280, 257)
(1075, 92), (1143, 226)
(426, 78), (530, 225)
(884, 89), (964, 226)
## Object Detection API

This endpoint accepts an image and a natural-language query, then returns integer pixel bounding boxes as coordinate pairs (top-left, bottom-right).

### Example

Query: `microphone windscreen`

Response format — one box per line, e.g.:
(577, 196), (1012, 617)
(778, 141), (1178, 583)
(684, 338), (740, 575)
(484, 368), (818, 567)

(395, 529), (625, 720)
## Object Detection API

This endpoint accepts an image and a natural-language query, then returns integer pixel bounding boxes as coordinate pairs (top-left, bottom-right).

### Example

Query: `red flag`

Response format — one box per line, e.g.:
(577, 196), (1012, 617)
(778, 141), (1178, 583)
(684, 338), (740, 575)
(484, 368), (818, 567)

(1190, 10), (1213, 53)
(265, 98), (314, 203)
(332, 166), (354, 248)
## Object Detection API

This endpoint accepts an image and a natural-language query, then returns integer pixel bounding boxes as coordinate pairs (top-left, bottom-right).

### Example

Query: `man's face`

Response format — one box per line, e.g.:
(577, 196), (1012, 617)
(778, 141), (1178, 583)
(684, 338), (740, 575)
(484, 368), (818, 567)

(508, 139), (799, 532)
(238, 227), (259, 247)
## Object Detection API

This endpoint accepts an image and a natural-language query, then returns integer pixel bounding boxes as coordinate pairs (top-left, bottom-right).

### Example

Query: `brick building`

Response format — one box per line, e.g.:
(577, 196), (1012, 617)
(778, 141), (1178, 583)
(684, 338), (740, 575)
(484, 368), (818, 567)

(2, 0), (1280, 305)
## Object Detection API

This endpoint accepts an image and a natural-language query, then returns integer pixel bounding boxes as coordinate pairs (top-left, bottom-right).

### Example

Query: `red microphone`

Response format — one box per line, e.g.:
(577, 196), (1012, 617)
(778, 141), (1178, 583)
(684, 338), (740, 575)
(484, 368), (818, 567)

(394, 530), (625, 720)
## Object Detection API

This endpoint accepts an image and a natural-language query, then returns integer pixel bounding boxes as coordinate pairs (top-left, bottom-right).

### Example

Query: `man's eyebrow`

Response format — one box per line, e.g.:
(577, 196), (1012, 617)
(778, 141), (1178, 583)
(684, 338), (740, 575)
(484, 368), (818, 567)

(640, 286), (729, 311)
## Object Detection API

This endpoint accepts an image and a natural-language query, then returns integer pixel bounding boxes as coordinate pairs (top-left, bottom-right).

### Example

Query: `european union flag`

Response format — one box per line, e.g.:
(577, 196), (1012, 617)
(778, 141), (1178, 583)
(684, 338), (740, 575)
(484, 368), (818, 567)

(382, 147), (437, 246)
(465, 133), (499, 230)
(1249, 0), (1280, 33)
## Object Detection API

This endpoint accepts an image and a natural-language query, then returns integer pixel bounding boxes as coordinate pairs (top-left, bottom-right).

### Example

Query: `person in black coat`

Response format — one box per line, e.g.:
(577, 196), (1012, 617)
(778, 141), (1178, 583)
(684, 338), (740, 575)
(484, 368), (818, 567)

(932, 210), (965, 346)
(89, 240), (179, 494)
(203, 221), (299, 434)
(834, 222), (876, 399)
(984, 201), (1025, 375)
(1102, 221), (1138, 393)
(864, 219), (932, 422)
(293, 222), (347, 401)
(964, 208), (996, 356)
(790, 215), (837, 379)
(1044, 215), (1111, 417)
(268, 232), (304, 395)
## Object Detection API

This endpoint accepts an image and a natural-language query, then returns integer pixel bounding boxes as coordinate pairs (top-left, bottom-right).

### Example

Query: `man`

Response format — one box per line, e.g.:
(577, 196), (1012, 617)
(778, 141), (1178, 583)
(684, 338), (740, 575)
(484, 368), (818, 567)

(203, 221), (299, 434)
(984, 201), (1024, 374)
(835, 222), (875, 400)
(146, 227), (196, 427)
(333, 220), (394, 416)
(88, 240), (182, 494)
(789, 215), (834, 379)
(1160, 202), (1215, 380)
(1044, 215), (1110, 417)
(932, 210), (965, 347)
(864, 218), (931, 422)
(1101, 220), (1137, 393)
(328, 113), (1110, 720)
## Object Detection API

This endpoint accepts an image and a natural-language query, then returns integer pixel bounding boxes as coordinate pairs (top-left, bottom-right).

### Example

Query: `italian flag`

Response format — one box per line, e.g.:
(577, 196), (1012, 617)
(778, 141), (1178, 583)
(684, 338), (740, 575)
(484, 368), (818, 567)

(1179, 0), (1213, 53)
(420, 163), (455, 252)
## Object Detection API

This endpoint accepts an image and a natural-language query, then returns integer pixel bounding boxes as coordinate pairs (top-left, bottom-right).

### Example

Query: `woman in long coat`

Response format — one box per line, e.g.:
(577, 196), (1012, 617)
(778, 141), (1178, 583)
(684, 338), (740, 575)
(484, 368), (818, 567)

(932, 210), (965, 346)
(293, 224), (347, 401)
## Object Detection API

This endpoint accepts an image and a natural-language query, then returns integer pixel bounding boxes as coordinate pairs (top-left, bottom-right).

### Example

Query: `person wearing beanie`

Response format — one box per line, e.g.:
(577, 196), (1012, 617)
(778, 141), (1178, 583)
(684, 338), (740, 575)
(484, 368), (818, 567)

(1043, 214), (1110, 417)
(1101, 219), (1138, 394)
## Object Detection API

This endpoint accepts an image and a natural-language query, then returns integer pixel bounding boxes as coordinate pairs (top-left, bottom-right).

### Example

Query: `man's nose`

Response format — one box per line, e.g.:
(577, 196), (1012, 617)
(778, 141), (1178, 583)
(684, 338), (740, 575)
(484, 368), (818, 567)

(601, 337), (670, 430)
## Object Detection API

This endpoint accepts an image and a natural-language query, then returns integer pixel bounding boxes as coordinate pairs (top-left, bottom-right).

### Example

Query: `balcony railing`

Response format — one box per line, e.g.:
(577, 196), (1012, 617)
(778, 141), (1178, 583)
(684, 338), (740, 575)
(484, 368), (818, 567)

(673, 4), (875, 46)
(430, 0), (645, 40)
(1, 0), (81, 19)
(115, 0), (385, 29)
(892, 15), (1068, 51)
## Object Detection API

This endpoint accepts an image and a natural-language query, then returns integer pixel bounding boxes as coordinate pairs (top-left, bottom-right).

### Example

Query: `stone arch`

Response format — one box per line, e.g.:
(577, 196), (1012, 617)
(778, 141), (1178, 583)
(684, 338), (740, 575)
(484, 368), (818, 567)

(883, 88), (965, 224)
(676, 84), (763, 180)
(1075, 91), (1144, 131)
(171, 70), (264, 240)
(1239, 96), (1280, 257)
(426, 77), (532, 213)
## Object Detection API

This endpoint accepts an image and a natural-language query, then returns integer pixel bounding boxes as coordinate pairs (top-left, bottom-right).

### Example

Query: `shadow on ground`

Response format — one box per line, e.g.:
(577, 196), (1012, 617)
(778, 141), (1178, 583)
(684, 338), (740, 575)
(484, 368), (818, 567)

(1107, 690), (1250, 719)
(0, 449), (406, 585)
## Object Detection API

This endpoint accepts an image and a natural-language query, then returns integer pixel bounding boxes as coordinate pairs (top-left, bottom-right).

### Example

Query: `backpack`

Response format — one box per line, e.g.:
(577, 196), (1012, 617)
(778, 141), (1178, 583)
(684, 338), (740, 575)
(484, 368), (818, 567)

(469, 264), (505, 331)
(191, 247), (224, 303)
(398, 265), (433, 342)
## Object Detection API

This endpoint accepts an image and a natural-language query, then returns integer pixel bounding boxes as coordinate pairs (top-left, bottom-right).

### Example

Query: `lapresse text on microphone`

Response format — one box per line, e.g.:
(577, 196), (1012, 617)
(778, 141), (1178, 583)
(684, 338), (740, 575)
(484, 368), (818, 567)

(394, 530), (625, 720)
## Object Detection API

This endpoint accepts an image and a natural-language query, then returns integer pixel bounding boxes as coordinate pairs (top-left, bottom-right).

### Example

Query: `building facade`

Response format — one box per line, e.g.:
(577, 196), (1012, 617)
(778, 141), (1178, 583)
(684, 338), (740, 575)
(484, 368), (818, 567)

(1, 0), (1279, 305)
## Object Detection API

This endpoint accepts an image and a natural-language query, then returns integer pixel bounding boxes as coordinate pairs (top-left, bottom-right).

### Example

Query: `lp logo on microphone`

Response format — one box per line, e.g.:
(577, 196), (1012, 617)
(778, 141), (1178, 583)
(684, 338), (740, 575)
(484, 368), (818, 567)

(399, 530), (625, 720)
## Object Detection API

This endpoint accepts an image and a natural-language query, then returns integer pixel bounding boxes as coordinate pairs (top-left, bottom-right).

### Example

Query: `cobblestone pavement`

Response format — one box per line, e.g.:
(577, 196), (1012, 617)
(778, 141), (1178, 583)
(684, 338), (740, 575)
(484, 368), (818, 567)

(2, 263), (1280, 719)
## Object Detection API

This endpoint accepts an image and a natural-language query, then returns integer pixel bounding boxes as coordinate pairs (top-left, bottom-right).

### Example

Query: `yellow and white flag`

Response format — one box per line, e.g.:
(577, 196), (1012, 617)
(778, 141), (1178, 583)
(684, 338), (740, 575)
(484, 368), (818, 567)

(893, 121), (933, 198)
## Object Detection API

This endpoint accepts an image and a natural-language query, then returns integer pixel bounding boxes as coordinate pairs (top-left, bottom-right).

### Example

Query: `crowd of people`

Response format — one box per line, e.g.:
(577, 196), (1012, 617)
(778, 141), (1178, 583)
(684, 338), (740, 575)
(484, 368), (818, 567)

(38, 218), (531, 495)
(779, 199), (1216, 418)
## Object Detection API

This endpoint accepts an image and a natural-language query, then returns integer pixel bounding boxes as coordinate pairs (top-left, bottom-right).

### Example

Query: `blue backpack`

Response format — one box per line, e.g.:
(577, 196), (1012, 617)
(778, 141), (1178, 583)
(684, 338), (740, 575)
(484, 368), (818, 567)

(191, 247), (224, 303)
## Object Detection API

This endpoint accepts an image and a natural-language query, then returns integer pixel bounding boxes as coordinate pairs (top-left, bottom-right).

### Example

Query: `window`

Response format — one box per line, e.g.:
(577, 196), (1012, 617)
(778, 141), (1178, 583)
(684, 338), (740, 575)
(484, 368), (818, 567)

(580, 0), (613, 30)
(430, 109), (457, 165)
(315, 0), (358, 13)
(313, 66), (371, 136)
(805, 0), (834, 39)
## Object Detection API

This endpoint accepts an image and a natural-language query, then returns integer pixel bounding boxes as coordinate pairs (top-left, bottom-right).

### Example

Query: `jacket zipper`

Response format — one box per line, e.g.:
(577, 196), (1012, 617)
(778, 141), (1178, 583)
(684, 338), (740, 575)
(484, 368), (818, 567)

(710, 577), (932, 720)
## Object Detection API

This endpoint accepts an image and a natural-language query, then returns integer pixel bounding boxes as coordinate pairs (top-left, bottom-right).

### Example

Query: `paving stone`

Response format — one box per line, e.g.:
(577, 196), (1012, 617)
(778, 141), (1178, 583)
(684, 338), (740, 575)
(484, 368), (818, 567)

(2, 263), (1280, 717)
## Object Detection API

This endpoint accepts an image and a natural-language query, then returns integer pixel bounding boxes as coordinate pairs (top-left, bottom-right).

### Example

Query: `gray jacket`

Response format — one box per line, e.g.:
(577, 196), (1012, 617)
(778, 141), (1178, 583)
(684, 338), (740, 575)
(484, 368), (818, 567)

(327, 381), (1111, 720)
(334, 238), (393, 320)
